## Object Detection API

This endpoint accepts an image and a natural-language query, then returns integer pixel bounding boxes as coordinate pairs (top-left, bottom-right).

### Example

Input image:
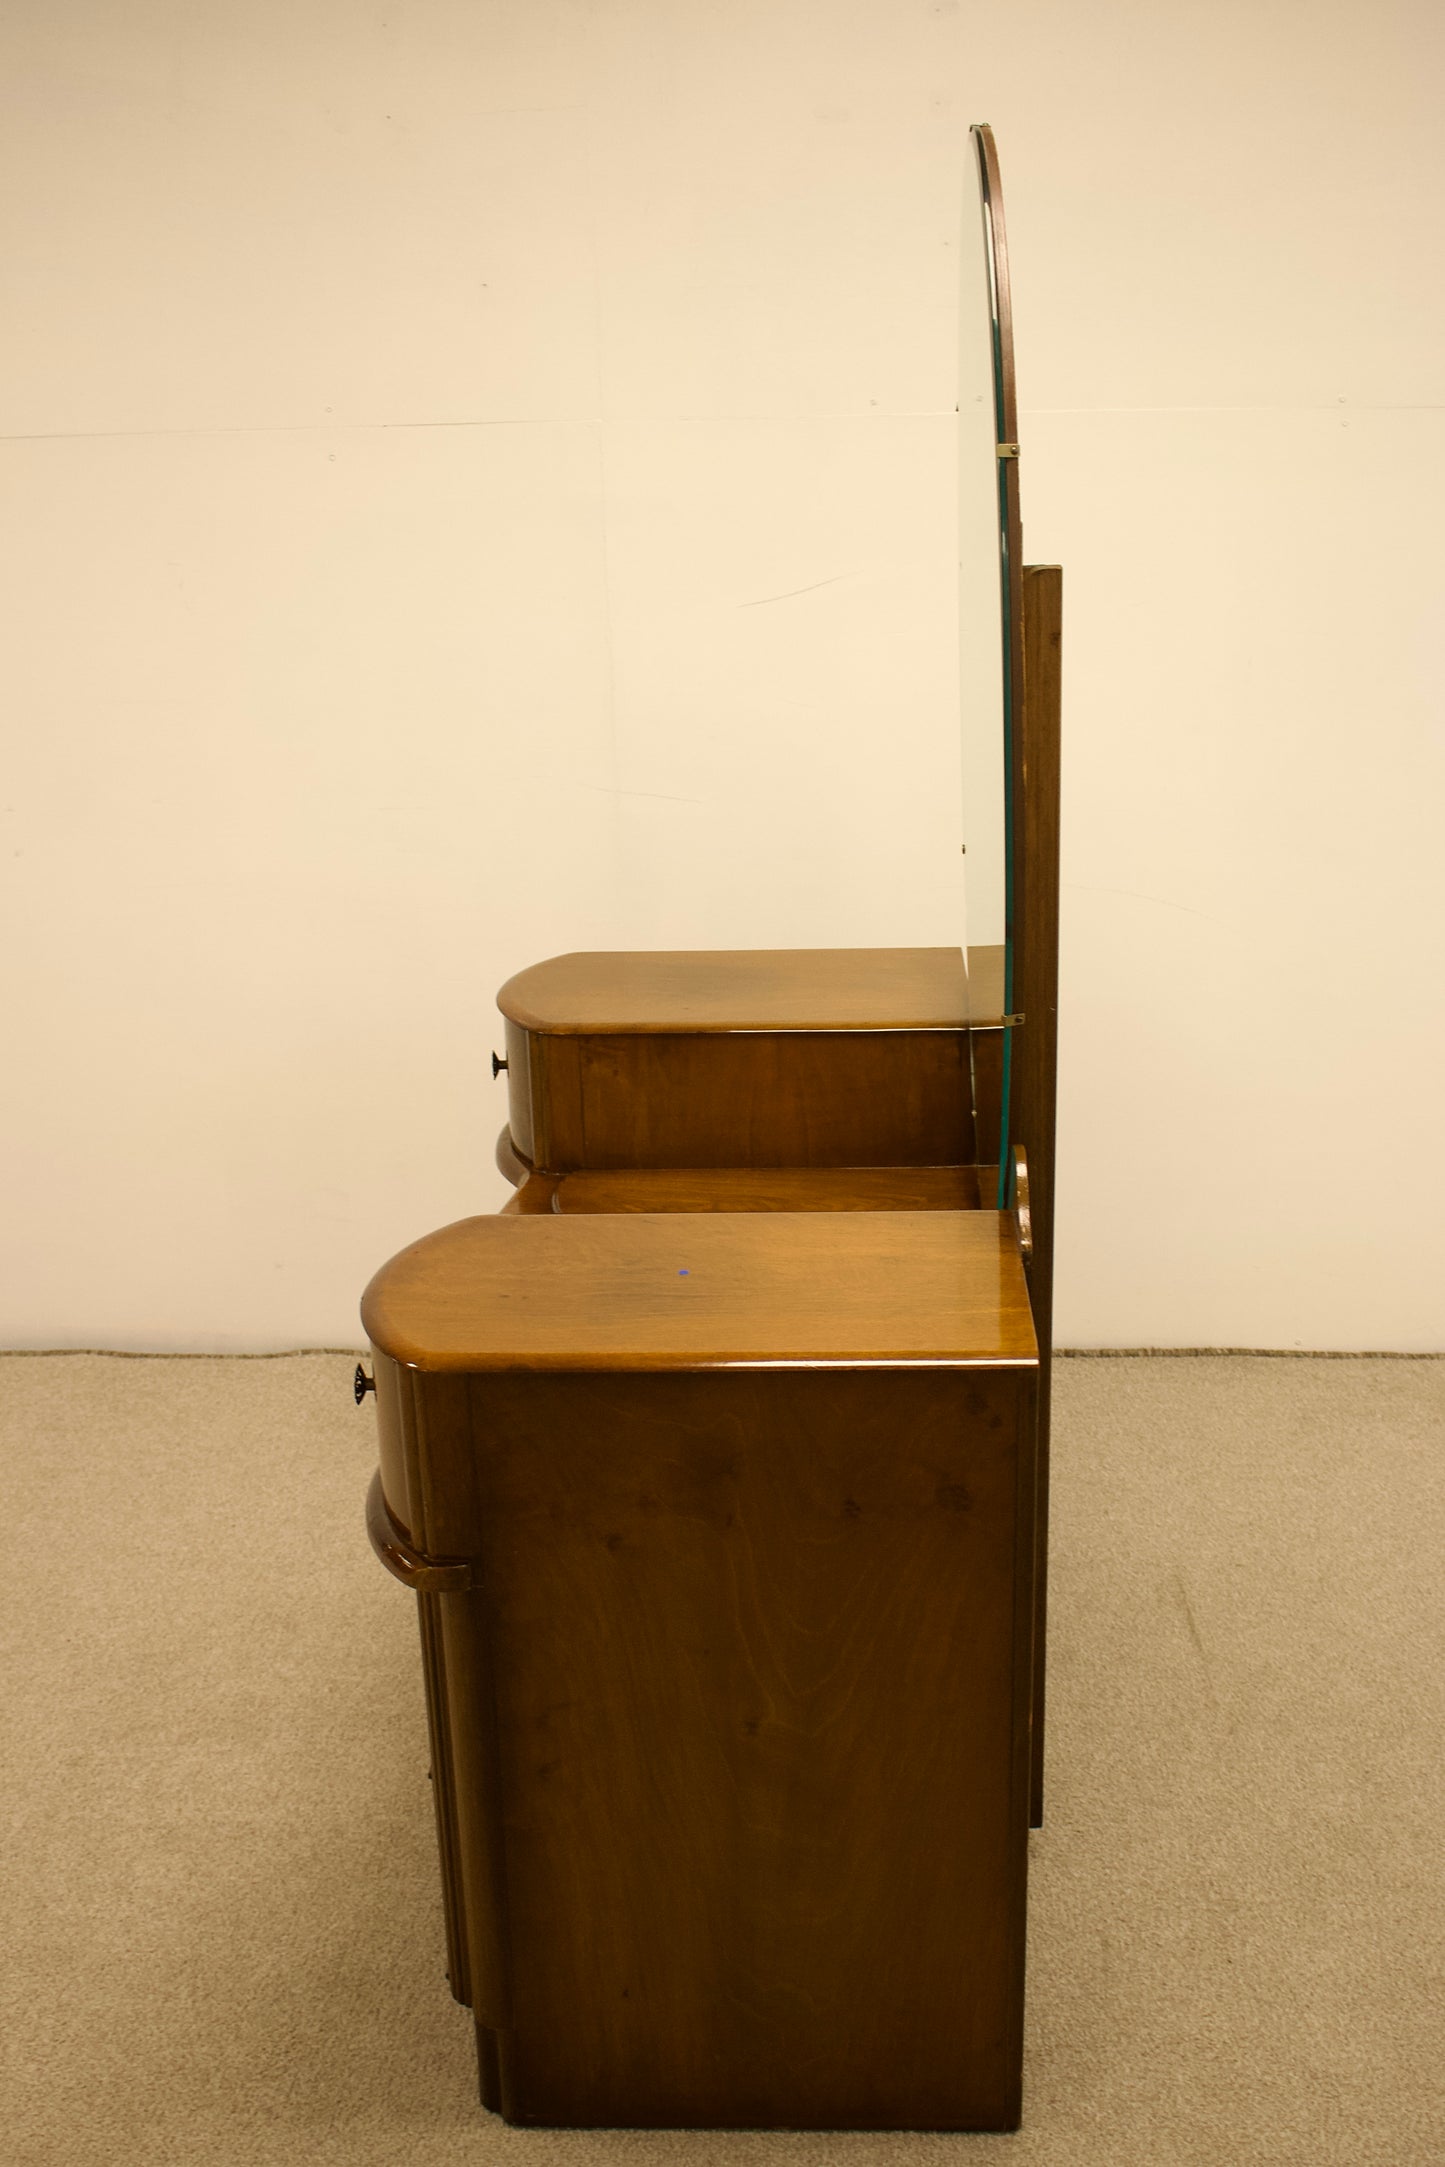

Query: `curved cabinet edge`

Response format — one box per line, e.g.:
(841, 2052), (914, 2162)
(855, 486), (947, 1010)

(366, 1469), (477, 1595)
(495, 1124), (533, 1188)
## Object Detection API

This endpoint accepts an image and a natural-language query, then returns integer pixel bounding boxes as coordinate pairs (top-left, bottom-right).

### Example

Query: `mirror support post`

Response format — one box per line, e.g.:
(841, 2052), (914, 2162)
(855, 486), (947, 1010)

(1015, 562), (1062, 1828)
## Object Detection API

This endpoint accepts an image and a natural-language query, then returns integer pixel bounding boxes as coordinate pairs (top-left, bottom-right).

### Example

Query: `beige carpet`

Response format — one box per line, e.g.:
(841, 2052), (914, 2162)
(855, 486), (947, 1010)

(2, 1351), (1441, 2166)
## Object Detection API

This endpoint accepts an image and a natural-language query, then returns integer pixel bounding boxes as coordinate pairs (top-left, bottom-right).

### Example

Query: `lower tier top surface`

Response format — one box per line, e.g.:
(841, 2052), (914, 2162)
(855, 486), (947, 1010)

(362, 1209), (1035, 1373)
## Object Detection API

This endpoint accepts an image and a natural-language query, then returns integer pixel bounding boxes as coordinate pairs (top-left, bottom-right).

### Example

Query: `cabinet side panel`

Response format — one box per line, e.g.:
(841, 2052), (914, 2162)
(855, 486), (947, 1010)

(573, 1031), (972, 1170)
(528, 1033), (585, 1171)
(409, 1369), (482, 1559)
(1002, 1362), (1040, 2122)
(468, 1365), (1031, 2130)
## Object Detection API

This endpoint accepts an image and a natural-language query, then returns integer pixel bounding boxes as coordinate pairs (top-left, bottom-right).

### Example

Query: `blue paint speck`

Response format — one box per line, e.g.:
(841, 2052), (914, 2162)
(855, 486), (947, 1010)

(678, 1269), (689, 1276)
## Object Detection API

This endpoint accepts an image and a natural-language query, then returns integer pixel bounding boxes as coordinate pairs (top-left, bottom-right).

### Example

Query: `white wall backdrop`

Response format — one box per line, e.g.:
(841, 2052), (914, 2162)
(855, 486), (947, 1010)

(2, 0), (1441, 1350)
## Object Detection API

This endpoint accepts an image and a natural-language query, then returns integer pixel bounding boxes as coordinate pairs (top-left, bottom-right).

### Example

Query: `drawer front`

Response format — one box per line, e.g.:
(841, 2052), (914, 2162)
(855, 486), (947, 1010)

(371, 1350), (414, 1535)
(503, 1018), (536, 1162)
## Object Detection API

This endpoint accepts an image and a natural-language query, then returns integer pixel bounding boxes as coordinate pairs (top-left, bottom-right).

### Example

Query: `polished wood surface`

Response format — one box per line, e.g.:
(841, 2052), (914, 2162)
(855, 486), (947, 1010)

(371, 1361), (476, 2006)
(549, 1164), (985, 1212)
(496, 1062), (534, 1171)
(497, 1168), (560, 1214)
(393, 1358), (1038, 2129)
(371, 1347), (414, 1534)
(1015, 562), (1062, 1825)
(415, 1587), (473, 2008)
(500, 946), (972, 1033)
(376, 949), (1045, 2124)
(435, 1572), (512, 2041)
(366, 1468), (474, 1594)
(365, 1210), (1036, 1373)
(494, 1123), (532, 1189)
(1009, 1144), (1033, 1269)
(498, 946), (1006, 1177)
(545, 1028), (974, 1171)
(501, 943), (1005, 1032)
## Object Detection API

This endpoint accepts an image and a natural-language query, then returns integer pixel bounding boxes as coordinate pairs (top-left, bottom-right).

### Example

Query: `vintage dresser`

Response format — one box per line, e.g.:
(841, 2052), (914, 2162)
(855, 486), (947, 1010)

(357, 125), (1060, 2129)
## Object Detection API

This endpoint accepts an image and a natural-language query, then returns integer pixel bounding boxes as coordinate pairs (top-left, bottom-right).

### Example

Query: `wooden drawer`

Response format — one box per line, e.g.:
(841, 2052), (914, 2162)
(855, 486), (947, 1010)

(496, 948), (1002, 1174)
(370, 1351), (414, 1536)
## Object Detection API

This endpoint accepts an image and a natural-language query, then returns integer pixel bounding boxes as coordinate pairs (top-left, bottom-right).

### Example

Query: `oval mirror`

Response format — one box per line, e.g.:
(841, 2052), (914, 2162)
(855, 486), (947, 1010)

(960, 122), (1023, 1205)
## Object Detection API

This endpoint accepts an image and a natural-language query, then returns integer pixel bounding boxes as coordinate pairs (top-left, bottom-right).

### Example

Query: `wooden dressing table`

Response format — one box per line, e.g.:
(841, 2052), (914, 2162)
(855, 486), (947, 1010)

(359, 127), (1060, 2130)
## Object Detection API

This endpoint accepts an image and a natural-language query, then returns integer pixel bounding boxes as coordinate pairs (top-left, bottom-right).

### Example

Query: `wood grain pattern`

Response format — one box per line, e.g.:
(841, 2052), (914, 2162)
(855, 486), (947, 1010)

(366, 1468), (474, 1595)
(408, 1361), (1038, 2129)
(363, 1211), (1037, 1374)
(436, 1583), (513, 2037)
(567, 1028), (973, 1171)
(500, 948), (1006, 1178)
(499, 947), (972, 1033)
(529, 1029), (585, 1171)
(500, 1023), (534, 1161)
(498, 1173), (560, 1215)
(548, 1164), (984, 1212)
(371, 1347), (413, 1535)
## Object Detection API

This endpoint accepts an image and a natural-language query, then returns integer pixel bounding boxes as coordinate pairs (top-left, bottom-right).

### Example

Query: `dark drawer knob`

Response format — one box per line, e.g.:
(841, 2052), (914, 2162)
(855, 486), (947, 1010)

(354, 1364), (376, 1405)
(491, 1051), (509, 1078)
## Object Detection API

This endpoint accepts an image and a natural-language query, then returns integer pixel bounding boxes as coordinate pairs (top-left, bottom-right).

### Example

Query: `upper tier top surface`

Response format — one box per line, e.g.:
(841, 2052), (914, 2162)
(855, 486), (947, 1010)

(362, 1210), (1035, 1373)
(497, 947), (1004, 1034)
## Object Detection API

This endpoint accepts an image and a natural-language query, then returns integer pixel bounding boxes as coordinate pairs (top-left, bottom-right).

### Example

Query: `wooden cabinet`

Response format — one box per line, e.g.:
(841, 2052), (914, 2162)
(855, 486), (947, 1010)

(357, 567), (1060, 2127)
(364, 1210), (1037, 2130)
(498, 946), (1003, 1176)
(355, 116), (1060, 2126)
